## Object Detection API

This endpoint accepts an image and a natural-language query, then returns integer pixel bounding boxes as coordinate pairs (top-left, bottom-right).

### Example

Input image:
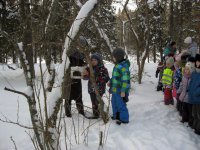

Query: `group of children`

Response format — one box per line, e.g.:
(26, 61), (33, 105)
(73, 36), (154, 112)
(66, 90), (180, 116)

(82, 48), (130, 125)
(158, 46), (200, 135)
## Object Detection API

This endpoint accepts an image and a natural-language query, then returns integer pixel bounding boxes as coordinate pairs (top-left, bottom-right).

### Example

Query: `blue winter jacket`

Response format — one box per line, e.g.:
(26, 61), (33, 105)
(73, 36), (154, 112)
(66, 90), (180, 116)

(188, 70), (200, 104)
(174, 68), (182, 90)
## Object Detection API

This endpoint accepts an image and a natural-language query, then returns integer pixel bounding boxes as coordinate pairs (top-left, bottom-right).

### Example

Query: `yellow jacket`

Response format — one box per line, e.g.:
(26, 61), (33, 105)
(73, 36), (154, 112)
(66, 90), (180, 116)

(162, 68), (173, 86)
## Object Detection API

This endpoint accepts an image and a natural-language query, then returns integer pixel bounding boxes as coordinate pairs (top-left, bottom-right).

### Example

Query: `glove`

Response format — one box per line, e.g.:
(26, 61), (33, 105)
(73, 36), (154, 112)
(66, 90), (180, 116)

(123, 97), (129, 103)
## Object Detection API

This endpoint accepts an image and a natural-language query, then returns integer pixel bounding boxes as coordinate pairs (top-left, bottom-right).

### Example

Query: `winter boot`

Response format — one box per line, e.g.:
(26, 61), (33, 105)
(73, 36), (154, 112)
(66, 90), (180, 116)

(116, 120), (129, 125)
(111, 112), (120, 120)
(157, 82), (163, 91)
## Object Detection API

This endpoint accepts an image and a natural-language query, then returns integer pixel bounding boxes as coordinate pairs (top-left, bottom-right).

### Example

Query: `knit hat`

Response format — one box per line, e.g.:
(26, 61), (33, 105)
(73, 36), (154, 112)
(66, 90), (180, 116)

(158, 61), (164, 68)
(91, 53), (102, 64)
(185, 62), (195, 73)
(112, 48), (126, 62)
(166, 57), (174, 68)
(195, 54), (200, 62)
(181, 52), (191, 62)
(170, 41), (176, 47)
(184, 37), (192, 44)
(187, 56), (196, 63)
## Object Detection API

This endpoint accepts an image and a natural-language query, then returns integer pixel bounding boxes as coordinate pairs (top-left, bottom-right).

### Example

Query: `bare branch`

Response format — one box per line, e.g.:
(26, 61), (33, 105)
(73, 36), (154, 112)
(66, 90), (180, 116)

(0, 115), (33, 130)
(4, 87), (30, 99)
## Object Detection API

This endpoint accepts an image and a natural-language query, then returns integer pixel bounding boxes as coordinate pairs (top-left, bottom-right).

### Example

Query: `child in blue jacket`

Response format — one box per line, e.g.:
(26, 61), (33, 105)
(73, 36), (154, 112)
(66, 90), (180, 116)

(188, 54), (200, 135)
(174, 54), (182, 113)
(109, 48), (130, 125)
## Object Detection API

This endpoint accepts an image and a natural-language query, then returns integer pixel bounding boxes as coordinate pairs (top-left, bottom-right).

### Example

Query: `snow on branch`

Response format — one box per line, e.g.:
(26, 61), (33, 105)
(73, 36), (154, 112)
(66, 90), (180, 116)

(64, 0), (97, 51)
(93, 18), (114, 53)
(45, 0), (56, 33)
(76, 0), (113, 53)
(23, 86), (33, 97)
(17, 42), (23, 51)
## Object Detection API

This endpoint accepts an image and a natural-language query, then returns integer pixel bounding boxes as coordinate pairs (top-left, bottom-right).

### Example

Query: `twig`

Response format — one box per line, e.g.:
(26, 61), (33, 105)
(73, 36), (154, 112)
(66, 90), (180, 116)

(0, 115), (33, 129)
(10, 136), (18, 150)
(25, 131), (40, 150)
(81, 119), (102, 135)
(17, 97), (20, 123)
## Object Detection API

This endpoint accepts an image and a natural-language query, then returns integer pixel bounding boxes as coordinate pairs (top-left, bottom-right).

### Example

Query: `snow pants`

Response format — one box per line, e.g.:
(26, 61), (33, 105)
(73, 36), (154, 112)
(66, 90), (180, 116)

(164, 88), (174, 105)
(90, 93), (103, 117)
(176, 93), (183, 116)
(192, 104), (200, 134)
(182, 102), (193, 126)
(65, 79), (84, 117)
(111, 93), (129, 122)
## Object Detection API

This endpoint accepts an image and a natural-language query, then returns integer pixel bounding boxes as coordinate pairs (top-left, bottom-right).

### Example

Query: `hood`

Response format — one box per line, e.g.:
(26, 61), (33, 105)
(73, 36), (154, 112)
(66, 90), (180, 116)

(189, 42), (198, 48)
(118, 59), (130, 68)
(196, 68), (200, 73)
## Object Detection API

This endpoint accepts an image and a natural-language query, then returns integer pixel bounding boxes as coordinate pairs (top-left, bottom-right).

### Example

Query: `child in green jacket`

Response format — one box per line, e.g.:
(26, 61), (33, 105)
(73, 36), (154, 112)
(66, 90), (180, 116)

(109, 48), (130, 125)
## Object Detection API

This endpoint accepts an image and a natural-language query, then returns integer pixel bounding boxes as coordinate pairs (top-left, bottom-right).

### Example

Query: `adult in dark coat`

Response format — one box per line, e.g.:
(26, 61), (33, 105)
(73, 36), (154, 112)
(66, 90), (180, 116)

(65, 51), (85, 117)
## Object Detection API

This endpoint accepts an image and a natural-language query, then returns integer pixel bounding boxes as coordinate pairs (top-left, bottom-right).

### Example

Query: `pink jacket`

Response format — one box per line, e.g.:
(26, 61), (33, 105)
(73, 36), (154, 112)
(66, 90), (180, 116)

(177, 74), (191, 103)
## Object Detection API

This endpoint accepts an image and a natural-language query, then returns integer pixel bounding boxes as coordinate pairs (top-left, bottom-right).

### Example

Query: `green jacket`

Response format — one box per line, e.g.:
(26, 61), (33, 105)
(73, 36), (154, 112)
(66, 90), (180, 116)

(110, 59), (131, 93)
(163, 46), (176, 56)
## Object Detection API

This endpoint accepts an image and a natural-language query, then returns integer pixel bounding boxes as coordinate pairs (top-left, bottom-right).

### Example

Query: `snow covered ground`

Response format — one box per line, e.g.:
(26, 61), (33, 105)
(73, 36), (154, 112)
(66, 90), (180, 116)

(0, 62), (200, 150)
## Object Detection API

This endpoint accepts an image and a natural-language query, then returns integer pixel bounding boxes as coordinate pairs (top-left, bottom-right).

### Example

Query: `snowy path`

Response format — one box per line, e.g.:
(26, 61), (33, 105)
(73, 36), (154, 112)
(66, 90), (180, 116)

(73, 63), (200, 150)
(0, 63), (200, 150)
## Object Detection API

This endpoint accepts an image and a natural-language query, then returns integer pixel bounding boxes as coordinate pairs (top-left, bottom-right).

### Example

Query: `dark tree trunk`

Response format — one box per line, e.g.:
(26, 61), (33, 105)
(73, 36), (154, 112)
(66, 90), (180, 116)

(12, 49), (16, 63)
(5, 52), (8, 63)
(153, 45), (156, 63)
(168, 0), (174, 39)
(0, 48), (2, 63)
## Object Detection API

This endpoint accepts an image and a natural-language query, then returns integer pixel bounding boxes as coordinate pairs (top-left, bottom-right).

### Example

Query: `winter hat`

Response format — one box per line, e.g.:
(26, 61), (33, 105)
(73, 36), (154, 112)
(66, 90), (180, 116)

(170, 41), (176, 47)
(187, 56), (196, 63)
(195, 54), (200, 62)
(185, 62), (195, 73)
(158, 62), (164, 68)
(91, 53), (102, 64)
(181, 52), (191, 63)
(166, 57), (174, 68)
(184, 37), (192, 44)
(112, 48), (126, 62)
(70, 50), (84, 60)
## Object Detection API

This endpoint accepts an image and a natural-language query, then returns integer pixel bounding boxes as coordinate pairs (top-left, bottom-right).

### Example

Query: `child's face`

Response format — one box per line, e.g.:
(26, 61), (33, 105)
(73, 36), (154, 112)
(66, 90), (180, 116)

(91, 59), (98, 66)
(196, 61), (200, 68)
(172, 44), (176, 49)
(166, 62), (171, 68)
(184, 67), (190, 75)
